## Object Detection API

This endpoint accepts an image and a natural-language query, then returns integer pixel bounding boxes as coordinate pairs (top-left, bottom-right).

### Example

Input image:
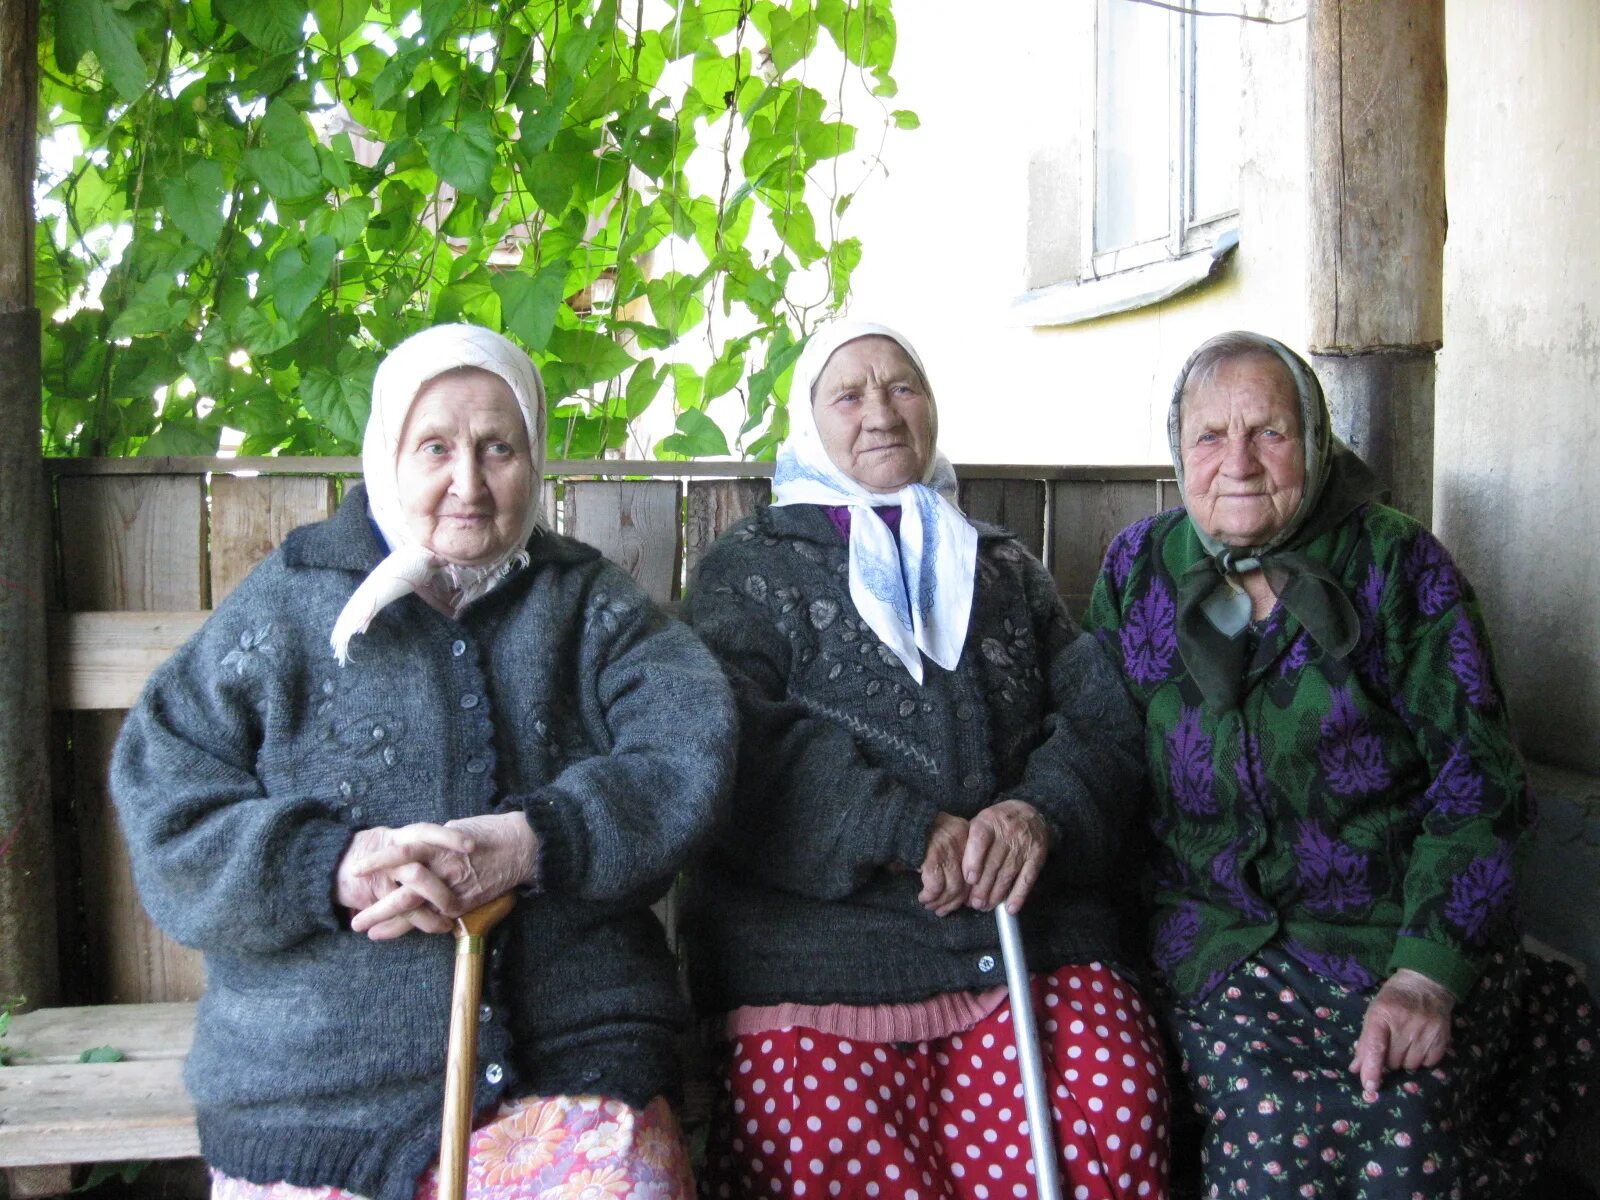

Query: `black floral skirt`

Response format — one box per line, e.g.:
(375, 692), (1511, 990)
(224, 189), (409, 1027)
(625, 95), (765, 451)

(1168, 945), (1597, 1199)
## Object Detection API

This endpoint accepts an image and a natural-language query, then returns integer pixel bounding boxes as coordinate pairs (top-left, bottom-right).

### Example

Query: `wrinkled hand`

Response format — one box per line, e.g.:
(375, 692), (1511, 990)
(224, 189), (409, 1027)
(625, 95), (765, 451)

(339, 814), (538, 941)
(963, 799), (1052, 915)
(918, 812), (971, 916)
(335, 823), (474, 936)
(1349, 968), (1455, 1093)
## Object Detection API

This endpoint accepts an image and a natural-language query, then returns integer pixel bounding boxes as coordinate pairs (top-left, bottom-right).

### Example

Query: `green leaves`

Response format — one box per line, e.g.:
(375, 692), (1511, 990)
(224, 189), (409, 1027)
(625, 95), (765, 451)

(301, 347), (378, 446)
(245, 100), (323, 201)
(493, 264), (569, 353)
(161, 162), (227, 247)
(419, 113), (498, 198)
(217, 0), (310, 55)
(55, 0), (150, 101)
(37, 0), (919, 460)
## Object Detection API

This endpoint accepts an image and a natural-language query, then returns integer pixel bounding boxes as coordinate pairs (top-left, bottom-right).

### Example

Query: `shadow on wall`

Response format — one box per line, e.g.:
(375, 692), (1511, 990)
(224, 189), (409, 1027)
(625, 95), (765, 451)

(1522, 763), (1600, 985)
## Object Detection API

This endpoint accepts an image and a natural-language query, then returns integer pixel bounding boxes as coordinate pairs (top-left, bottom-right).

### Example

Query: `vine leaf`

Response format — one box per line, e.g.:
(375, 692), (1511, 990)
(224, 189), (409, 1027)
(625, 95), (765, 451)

(658, 408), (730, 459)
(419, 114), (497, 198)
(312, 0), (367, 47)
(217, 0), (311, 55)
(301, 347), (377, 446)
(493, 264), (568, 354)
(56, 0), (149, 102)
(244, 100), (323, 202)
(267, 236), (338, 323)
(161, 161), (227, 248)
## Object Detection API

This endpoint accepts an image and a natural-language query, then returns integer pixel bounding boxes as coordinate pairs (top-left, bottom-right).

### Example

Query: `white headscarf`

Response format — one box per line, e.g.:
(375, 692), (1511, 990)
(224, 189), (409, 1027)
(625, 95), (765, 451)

(330, 324), (547, 665)
(772, 319), (978, 683)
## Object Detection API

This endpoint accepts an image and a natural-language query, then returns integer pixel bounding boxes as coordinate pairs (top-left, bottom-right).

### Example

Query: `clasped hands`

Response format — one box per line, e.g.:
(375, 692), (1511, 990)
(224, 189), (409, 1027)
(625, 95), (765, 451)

(333, 812), (538, 941)
(916, 799), (1051, 917)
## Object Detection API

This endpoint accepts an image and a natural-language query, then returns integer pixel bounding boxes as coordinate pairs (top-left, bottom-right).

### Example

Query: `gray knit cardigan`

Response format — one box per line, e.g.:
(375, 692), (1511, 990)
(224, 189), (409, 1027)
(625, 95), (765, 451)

(110, 487), (735, 1200)
(681, 503), (1149, 1014)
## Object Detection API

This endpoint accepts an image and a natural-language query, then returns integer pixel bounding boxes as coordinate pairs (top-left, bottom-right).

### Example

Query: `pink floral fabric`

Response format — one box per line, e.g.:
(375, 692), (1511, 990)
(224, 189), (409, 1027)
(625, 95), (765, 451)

(210, 1094), (693, 1200)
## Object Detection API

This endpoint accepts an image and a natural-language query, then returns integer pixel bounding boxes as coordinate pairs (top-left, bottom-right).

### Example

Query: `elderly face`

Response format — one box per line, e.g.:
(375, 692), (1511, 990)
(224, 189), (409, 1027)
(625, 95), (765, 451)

(811, 336), (935, 493)
(1180, 353), (1305, 548)
(395, 368), (534, 566)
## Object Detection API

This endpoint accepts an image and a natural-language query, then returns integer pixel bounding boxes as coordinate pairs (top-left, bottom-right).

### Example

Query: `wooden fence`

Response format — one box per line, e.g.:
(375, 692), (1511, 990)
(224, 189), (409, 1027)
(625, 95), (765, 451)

(42, 457), (1174, 1006)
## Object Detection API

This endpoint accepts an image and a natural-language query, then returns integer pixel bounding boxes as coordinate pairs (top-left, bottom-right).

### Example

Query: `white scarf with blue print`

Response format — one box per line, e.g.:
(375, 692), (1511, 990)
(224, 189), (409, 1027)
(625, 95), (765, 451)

(771, 320), (978, 684)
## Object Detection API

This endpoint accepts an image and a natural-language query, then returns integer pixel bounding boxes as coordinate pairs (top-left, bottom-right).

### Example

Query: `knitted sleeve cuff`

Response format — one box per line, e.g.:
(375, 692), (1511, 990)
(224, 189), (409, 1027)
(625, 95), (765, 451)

(1386, 935), (1479, 1001)
(519, 788), (587, 895)
(300, 818), (361, 934)
(876, 786), (939, 872)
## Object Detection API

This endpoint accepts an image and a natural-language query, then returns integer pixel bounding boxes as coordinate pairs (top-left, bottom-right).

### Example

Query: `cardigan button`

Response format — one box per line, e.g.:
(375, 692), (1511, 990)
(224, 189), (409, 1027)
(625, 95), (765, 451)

(977, 955), (997, 973)
(956, 703), (975, 721)
(451, 639), (467, 657)
(962, 773), (982, 790)
(484, 1062), (503, 1085)
(460, 693), (480, 709)
(479, 1004), (493, 1023)
(466, 757), (489, 774)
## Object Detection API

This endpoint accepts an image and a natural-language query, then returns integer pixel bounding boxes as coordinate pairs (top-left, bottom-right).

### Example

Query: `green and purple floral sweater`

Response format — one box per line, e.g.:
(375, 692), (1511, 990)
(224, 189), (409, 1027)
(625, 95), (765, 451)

(1085, 502), (1530, 1004)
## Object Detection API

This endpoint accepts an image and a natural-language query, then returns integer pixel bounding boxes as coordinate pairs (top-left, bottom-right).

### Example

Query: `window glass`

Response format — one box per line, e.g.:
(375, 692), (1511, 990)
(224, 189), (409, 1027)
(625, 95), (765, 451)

(1190, 15), (1242, 225)
(1094, 0), (1171, 254)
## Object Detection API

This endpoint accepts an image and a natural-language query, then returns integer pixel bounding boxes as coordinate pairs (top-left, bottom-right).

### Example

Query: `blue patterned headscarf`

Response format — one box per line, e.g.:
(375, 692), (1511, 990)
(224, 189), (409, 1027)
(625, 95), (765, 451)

(772, 320), (978, 684)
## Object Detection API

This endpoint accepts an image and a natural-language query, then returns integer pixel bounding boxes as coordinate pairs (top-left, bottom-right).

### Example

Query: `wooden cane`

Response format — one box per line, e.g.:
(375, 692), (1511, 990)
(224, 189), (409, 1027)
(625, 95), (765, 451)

(439, 893), (515, 1200)
(996, 905), (1063, 1200)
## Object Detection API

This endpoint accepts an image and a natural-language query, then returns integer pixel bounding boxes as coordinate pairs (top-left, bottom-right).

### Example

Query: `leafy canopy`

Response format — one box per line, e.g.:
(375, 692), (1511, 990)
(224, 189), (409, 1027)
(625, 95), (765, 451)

(36, 0), (911, 459)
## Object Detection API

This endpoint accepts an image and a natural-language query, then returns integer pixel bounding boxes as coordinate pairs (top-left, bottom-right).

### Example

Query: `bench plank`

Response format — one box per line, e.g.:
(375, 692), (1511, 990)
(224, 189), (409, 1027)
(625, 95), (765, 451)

(5, 1002), (194, 1065)
(0, 1059), (198, 1165)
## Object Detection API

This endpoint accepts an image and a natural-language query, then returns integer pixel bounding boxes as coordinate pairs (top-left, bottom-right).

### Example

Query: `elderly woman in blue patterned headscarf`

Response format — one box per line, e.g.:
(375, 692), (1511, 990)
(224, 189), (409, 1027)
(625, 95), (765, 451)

(684, 319), (1168, 1200)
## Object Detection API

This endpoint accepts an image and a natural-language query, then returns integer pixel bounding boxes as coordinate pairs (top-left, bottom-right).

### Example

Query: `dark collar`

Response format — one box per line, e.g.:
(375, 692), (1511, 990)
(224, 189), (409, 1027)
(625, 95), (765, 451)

(757, 500), (1013, 545)
(282, 484), (600, 573)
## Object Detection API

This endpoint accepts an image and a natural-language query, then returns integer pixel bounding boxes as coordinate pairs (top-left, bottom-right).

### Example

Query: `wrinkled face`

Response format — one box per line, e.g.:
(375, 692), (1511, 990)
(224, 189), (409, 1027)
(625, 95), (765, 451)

(811, 336), (935, 493)
(395, 368), (534, 566)
(1180, 354), (1306, 548)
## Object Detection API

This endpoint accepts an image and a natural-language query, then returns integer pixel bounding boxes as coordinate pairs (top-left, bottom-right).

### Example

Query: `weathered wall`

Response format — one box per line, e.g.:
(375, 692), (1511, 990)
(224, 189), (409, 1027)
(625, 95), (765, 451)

(1435, 1), (1600, 778)
(846, 1), (1310, 464)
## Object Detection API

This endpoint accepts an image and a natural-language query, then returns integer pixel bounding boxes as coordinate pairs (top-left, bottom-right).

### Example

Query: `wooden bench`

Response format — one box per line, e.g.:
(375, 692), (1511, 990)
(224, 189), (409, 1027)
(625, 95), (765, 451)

(0, 1004), (197, 1197)
(12, 457), (1173, 1195)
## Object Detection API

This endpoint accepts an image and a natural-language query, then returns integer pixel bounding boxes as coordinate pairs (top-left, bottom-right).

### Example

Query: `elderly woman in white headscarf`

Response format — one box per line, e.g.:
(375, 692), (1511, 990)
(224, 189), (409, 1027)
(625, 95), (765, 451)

(111, 324), (735, 1200)
(683, 320), (1169, 1200)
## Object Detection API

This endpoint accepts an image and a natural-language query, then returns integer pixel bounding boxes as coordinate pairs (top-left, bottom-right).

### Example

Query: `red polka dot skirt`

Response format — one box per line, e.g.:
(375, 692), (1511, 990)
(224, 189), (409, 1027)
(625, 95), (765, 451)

(702, 962), (1170, 1200)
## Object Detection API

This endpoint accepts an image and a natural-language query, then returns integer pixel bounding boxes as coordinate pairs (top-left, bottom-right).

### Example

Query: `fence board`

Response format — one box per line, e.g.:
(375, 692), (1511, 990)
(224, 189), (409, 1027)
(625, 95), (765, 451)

(564, 481), (682, 604)
(684, 479), (769, 581)
(55, 476), (206, 1006)
(49, 612), (209, 711)
(1159, 478), (1184, 513)
(209, 475), (339, 603)
(1051, 479), (1165, 619)
(959, 479), (1048, 563)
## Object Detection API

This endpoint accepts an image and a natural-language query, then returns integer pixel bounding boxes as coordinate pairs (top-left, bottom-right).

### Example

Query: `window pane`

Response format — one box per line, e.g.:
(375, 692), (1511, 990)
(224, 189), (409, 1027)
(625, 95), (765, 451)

(1095, 0), (1172, 254)
(1190, 14), (1241, 223)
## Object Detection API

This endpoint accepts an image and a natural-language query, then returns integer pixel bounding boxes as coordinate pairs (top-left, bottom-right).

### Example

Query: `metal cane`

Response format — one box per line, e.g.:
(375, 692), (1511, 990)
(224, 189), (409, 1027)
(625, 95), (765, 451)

(996, 905), (1063, 1200)
(439, 893), (515, 1200)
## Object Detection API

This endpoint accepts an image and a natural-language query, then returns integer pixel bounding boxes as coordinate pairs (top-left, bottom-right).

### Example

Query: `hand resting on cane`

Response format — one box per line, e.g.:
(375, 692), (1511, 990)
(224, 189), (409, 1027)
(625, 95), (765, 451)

(336, 812), (540, 940)
(916, 800), (1051, 918)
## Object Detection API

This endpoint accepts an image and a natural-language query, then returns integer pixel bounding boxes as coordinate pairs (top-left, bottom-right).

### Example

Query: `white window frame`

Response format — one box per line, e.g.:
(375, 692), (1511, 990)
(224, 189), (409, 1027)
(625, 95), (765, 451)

(1085, 0), (1240, 275)
(1011, 0), (1241, 327)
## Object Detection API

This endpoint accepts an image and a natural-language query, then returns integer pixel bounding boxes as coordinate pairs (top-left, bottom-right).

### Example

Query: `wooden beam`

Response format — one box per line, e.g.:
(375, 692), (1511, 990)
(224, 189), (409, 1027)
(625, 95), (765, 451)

(1307, 0), (1445, 525)
(0, 0), (56, 1009)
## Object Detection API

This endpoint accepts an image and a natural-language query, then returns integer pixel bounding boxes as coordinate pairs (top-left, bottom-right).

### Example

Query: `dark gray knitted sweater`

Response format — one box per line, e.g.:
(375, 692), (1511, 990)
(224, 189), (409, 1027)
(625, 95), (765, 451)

(110, 487), (735, 1200)
(681, 503), (1149, 1013)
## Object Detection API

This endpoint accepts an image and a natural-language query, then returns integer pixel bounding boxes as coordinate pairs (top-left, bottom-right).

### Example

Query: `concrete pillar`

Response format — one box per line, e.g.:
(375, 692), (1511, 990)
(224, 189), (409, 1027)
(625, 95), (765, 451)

(1306, 0), (1446, 526)
(0, 0), (59, 1008)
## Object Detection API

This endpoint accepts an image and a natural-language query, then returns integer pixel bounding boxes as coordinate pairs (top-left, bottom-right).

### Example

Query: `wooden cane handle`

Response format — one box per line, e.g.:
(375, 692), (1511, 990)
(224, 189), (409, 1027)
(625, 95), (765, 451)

(438, 894), (517, 1200)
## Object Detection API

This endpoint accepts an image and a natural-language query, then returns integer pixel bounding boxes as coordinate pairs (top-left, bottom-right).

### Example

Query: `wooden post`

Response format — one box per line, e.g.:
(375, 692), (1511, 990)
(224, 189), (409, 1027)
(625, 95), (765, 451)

(0, 0), (59, 1007)
(1306, 0), (1446, 526)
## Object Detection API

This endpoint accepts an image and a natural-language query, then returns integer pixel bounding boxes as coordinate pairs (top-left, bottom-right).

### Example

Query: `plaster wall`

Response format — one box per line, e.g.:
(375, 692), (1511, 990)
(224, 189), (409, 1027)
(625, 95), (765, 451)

(844, 1), (1310, 464)
(1435, 0), (1600, 776)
